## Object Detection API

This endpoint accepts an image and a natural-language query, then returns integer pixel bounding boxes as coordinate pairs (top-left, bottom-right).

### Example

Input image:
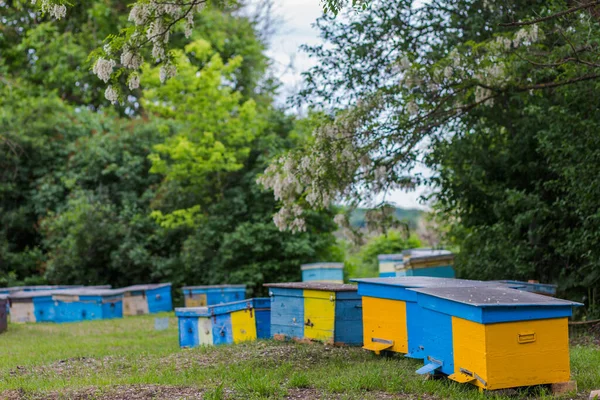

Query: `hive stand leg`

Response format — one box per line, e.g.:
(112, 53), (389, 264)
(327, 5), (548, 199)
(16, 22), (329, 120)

(551, 380), (577, 395)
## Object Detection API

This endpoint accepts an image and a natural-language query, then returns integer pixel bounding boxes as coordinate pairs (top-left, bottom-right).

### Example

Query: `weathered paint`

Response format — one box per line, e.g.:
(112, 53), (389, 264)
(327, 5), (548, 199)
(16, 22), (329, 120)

(0, 297), (7, 333)
(175, 298), (270, 348)
(181, 285), (246, 307)
(265, 282), (363, 346)
(121, 283), (172, 316)
(53, 289), (124, 323)
(301, 263), (344, 284)
(410, 286), (581, 390)
(352, 277), (526, 358)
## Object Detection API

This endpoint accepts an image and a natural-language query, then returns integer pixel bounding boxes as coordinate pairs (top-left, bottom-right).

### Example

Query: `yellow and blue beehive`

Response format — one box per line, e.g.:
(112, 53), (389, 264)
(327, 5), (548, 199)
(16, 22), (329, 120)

(176, 298), (271, 348)
(398, 249), (455, 278)
(410, 286), (582, 390)
(120, 283), (172, 316)
(0, 295), (7, 333)
(264, 282), (362, 346)
(352, 277), (520, 357)
(377, 254), (404, 278)
(181, 284), (246, 307)
(301, 263), (344, 283)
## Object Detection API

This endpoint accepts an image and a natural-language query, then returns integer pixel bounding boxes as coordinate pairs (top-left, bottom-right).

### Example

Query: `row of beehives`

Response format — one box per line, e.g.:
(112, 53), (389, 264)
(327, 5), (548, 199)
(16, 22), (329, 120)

(0, 283), (173, 325)
(175, 277), (581, 392)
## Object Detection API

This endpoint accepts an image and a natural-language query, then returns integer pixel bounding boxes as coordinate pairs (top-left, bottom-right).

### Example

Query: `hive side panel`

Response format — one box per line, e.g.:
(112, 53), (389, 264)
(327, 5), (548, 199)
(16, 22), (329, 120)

(0, 299), (7, 333)
(406, 301), (426, 358)
(303, 290), (335, 342)
(178, 316), (200, 348)
(212, 313), (234, 345)
(362, 296), (407, 353)
(33, 298), (57, 323)
(255, 308), (271, 339)
(411, 266), (455, 278)
(484, 317), (571, 390)
(333, 296), (363, 346)
(11, 302), (36, 323)
(123, 295), (149, 316)
(451, 317), (487, 388)
(269, 290), (304, 340)
(198, 317), (214, 346)
(102, 300), (123, 319)
(231, 309), (257, 343)
(419, 308), (454, 375)
(147, 287), (173, 313)
(185, 292), (207, 307)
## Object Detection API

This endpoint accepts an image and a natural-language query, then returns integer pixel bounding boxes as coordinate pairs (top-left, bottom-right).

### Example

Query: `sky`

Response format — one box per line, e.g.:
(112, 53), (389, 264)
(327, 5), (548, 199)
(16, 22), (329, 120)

(254, 0), (430, 210)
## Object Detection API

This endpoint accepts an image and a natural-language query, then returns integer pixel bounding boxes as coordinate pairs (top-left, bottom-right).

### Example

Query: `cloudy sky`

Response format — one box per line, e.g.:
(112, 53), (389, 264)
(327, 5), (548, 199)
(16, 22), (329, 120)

(255, 0), (430, 210)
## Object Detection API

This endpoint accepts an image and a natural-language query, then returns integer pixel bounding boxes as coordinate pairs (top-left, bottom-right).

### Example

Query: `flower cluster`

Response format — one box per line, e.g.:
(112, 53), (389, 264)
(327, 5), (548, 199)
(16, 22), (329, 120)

(31, 0), (66, 19)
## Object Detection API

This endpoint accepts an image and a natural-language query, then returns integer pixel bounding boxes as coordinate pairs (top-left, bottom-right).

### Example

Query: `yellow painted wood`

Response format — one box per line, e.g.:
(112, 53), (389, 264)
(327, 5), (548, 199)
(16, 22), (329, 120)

(452, 317), (488, 387)
(231, 309), (257, 343)
(198, 317), (214, 346)
(303, 290), (335, 341)
(485, 317), (570, 390)
(123, 295), (149, 316)
(185, 294), (207, 307)
(452, 317), (571, 390)
(362, 296), (408, 353)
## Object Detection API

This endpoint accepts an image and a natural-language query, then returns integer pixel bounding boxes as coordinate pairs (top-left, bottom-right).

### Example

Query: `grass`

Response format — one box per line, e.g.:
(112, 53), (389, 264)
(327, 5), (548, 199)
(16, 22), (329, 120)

(0, 314), (598, 399)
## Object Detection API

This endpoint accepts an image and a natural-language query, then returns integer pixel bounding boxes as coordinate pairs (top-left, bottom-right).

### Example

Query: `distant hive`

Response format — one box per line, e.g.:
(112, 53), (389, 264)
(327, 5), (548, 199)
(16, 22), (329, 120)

(410, 286), (582, 390)
(0, 296), (7, 333)
(492, 280), (557, 296)
(301, 263), (344, 284)
(264, 282), (363, 346)
(8, 290), (56, 323)
(377, 254), (404, 278)
(175, 298), (271, 348)
(52, 288), (123, 323)
(397, 248), (455, 278)
(181, 284), (246, 307)
(120, 283), (173, 316)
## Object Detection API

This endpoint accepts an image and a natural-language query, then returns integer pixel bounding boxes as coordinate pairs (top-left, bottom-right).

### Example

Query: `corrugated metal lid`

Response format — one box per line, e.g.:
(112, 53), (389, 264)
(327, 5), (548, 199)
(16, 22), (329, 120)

(301, 263), (344, 270)
(377, 254), (404, 261)
(181, 284), (246, 290)
(351, 277), (496, 288)
(264, 282), (357, 292)
(409, 286), (583, 307)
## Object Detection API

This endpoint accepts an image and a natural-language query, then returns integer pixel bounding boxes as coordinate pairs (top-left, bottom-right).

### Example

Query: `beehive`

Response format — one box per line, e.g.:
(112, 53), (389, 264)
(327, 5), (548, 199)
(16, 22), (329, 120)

(301, 263), (344, 283)
(52, 288), (123, 323)
(181, 284), (246, 307)
(120, 283), (172, 316)
(0, 296), (7, 333)
(377, 254), (403, 278)
(175, 298), (271, 348)
(264, 282), (362, 346)
(410, 286), (582, 390)
(352, 277), (523, 358)
(8, 290), (56, 323)
(493, 280), (557, 296)
(398, 249), (455, 278)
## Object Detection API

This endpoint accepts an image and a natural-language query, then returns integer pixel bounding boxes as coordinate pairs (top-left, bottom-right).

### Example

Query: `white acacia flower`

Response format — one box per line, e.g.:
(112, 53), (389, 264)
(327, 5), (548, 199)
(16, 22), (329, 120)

(93, 57), (116, 83)
(128, 74), (140, 90)
(104, 85), (119, 104)
(129, 4), (149, 25)
(444, 66), (453, 79)
(121, 48), (143, 70)
(159, 64), (177, 83)
(406, 101), (418, 116)
(50, 4), (66, 19)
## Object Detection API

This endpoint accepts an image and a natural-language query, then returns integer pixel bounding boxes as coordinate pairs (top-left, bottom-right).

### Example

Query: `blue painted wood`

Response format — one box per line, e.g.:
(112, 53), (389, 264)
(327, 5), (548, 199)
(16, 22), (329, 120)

(253, 297), (271, 339)
(405, 301), (426, 359)
(404, 265), (455, 278)
(146, 286), (173, 313)
(268, 287), (305, 339)
(212, 312), (234, 345)
(33, 296), (58, 323)
(53, 290), (124, 323)
(418, 307), (454, 375)
(178, 315), (200, 348)
(379, 272), (397, 278)
(333, 296), (363, 345)
(302, 267), (344, 282)
(183, 285), (247, 306)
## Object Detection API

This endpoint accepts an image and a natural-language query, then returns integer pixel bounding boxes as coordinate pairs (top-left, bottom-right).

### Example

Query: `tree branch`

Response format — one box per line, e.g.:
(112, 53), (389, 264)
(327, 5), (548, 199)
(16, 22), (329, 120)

(499, 1), (600, 27)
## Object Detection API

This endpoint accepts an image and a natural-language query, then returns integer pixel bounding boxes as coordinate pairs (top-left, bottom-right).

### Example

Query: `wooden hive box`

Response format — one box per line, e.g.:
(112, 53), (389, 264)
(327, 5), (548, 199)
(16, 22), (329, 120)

(181, 284), (246, 307)
(399, 249), (455, 278)
(410, 286), (582, 390)
(120, 283), (172, 316)
(377, 254), (404, 278)
(352, 277), (521, 357)
(301, 263), (344, 284)
(0, 296), (7, 333)
(53, 288), (123, 323)
(264, 282), (363, 346)
(175, 297), (271, 348)
(492, 280), (557, 296)
(8, 290), (57, 323)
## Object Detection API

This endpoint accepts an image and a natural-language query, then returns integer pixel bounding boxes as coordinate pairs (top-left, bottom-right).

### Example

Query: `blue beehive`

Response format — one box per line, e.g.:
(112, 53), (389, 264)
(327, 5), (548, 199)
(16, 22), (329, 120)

(0, 295), (7, 333)
(301, 263), (344, 283)
(352, 277), (523, 358)
(176, 298), (271, 348)
(398, 249), (455, 278)
(264, 282), (363, 346)
(120, 283), (172, 316)
(52, 288), (123, 323)
(181, 284), (246, 307)
(8, 290), (57, 323)
(493, 280), (557, 296)
(378, 254), (404, 278)
(409, 286), (582, 390)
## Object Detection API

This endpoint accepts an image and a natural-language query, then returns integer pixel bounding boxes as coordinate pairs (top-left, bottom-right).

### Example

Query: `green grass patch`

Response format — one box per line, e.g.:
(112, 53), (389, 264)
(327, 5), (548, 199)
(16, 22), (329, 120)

(0, 314), (597, 399)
